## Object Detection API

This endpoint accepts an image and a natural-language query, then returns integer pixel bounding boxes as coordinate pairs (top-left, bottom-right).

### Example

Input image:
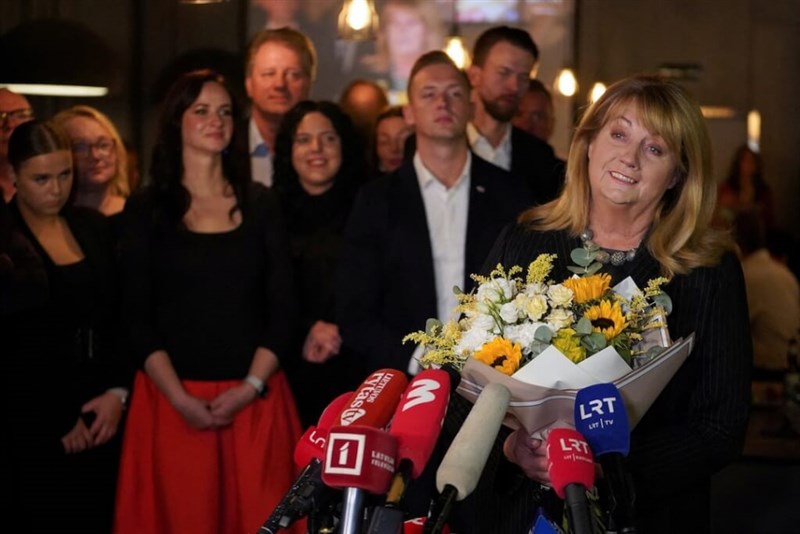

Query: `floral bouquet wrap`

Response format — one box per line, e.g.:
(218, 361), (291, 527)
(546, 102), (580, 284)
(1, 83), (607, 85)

(404, 249), (694, 439)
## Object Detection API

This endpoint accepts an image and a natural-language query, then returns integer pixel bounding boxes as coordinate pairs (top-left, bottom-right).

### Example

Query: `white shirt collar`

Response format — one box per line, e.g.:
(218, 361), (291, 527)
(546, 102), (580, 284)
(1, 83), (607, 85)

(466, 122), (512, 171)
(413, 150), (472, 191)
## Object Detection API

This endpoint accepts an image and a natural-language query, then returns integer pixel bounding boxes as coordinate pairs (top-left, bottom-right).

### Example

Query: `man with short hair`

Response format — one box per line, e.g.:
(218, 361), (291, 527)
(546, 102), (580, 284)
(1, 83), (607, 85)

(467, 26), (563, 203)
(513, 78), (566, 173)
(336, 51), (529, 376)
(0, 88), (34, 202)
(245, 27), (316, 187)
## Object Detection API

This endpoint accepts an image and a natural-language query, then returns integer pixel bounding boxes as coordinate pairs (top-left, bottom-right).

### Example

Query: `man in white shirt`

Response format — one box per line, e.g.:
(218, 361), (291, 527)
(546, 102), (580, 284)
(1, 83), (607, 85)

(337, 51), (530, 375)
(467, 26), (564, 203)
(244, 27), (315, 187)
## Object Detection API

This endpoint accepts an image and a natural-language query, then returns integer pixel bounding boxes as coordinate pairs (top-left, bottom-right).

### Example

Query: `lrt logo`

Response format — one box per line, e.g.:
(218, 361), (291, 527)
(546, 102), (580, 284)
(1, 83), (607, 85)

(577, 397), (618, 420)
(324, 433), (366, 475)
(401, 378), (440, 411)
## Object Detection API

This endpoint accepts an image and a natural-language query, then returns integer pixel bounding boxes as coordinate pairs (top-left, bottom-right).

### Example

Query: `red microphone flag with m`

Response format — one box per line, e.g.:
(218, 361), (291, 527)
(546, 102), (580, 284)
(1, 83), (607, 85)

(546, 428), (595, 499)
(389, 369), (451, 479)
(322, 425), (399, 494)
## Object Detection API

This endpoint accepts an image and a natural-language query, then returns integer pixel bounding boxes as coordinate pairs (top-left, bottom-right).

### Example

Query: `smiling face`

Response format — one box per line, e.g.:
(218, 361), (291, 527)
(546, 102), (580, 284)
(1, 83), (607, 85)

(587, 102), (678, 217)
(469, 41), (535, 122)
(181, 81), (233, 156)
(14, 150), (73, 217)
(246, 42), (311, 120)
(404, 62), (471, 143)
(291, 111), (342, 195)
(62, 115), (118, 190)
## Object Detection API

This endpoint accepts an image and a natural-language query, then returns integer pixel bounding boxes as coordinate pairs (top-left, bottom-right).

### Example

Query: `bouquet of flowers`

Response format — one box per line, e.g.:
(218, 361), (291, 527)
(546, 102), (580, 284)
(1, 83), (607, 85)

(404, 245), (695, 437)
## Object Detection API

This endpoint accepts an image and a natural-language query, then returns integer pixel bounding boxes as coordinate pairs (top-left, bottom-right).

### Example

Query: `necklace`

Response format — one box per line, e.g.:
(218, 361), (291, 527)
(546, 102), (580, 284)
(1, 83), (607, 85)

(579, 228), (639, 266)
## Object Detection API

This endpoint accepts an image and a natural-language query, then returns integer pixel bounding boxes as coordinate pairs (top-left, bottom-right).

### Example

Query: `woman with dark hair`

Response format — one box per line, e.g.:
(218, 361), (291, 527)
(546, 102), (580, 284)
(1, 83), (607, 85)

(273, 100), (366, 426)
(113, 69), (303, 534)
(371, 105), (413, 178)
(716, 143), (774, 229)
(2, 120), (128, 533)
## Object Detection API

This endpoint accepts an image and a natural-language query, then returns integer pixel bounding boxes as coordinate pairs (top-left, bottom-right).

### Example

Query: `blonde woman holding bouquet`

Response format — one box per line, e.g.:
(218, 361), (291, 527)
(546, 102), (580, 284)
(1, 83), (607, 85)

(434, 75), (751, 533)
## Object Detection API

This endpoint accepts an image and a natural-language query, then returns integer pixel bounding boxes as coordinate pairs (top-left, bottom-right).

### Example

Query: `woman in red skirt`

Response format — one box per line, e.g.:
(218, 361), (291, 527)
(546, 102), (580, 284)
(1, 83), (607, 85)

(114, 69), (304, 534)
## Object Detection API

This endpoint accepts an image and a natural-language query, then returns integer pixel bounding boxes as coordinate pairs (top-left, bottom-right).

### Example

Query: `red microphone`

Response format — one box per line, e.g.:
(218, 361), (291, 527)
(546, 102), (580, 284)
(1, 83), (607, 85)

(294, 391), (353, 468)
(546, 428), (595, 534)
(337, 368), (409, 428)
(403, 517), (451, 534)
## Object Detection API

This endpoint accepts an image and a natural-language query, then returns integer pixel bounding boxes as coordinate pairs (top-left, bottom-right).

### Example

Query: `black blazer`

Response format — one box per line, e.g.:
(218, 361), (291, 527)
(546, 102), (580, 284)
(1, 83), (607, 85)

(510, 126), (566, 205)
(336, 152), (531, 373)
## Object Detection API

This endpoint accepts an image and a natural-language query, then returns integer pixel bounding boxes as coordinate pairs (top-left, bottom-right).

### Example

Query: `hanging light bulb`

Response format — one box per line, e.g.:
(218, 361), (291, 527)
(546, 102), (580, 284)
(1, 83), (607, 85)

(338, 0), (379, 41)
(555, 68), (577, 97)
(445, 35), (470, 69)
(747, 109), (761, 153)
(589, 82), (607, 103)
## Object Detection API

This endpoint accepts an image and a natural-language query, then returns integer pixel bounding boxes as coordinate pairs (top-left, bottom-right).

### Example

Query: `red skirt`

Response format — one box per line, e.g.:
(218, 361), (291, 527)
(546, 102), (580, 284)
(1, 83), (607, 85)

(114, 371), (305, 534)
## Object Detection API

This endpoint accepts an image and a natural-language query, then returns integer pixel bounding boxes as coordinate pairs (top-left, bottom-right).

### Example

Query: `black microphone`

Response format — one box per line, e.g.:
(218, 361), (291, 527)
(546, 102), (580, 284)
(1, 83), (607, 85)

(574, 382), (637, 533)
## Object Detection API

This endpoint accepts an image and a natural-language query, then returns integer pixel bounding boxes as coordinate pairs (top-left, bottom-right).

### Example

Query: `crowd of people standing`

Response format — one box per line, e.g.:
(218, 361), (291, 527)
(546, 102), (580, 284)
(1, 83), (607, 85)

(0, 16), (782, 534)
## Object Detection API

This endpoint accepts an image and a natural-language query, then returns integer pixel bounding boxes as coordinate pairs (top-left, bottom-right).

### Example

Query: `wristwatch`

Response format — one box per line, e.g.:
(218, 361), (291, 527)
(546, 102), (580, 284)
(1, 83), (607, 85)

(244, 375), (268, 398)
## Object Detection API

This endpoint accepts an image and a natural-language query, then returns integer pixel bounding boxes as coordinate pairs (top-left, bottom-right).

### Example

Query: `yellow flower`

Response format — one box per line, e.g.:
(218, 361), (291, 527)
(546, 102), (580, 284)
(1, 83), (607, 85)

(561, 273), (611, 304)
(552, 328), (586, 363)
(583, 299), (627, 340)
(474, 337), (522, 375)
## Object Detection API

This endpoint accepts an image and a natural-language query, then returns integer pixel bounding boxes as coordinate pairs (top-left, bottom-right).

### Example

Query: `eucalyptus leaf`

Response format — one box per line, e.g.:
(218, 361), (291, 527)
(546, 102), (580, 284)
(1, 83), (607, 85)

(452, 285), (464, 296)
(582, 332), (607, 352)
(653, 293), (673, 315)
(567, 266), (586, 274)
(575, 317), (593, 335)
(570, 248), (594, 267)
(534, 325), (553, 343)
(586, 262), (603, 275)
(425, 318), (442, 335)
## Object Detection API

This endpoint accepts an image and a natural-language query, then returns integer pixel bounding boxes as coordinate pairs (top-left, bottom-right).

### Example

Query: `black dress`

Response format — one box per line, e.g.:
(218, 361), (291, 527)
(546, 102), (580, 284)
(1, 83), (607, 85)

(277, 179), (365, 427)
(1, 202), (128, 534)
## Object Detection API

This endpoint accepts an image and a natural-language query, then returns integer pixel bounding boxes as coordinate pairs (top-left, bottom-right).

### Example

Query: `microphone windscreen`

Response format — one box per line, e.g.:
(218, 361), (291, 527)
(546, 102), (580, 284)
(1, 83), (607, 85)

(389, 369), (452, 479)
(574, 382), (630, 456)
(322, 425), (398, 494)
(435, 381), (511, 499)
(546, 428), (595, 500)
(293, 391), (355, 467)
(338, 369), (409, 428)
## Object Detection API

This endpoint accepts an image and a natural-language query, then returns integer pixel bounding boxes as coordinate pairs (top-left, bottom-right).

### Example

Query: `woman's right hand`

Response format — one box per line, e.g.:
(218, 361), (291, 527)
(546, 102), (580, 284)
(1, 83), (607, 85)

(302, 320), (342, 363)
(503, 427), (551, 486)
(61, 417), (93, 454)
(171, 391), (216, 429)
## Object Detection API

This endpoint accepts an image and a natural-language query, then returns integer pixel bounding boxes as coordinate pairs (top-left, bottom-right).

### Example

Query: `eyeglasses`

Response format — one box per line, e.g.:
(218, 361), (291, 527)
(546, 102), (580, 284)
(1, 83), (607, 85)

(72, 138), (116, 158)
(0, 108), (34, 126)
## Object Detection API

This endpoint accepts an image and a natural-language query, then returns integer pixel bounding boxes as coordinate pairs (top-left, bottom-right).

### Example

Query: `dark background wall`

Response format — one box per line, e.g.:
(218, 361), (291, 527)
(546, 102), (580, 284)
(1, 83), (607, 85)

(1, 0), (798, 233)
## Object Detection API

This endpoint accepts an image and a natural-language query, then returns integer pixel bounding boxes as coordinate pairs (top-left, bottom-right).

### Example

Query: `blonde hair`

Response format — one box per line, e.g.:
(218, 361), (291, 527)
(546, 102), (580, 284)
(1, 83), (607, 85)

(53, 105), (130, 197)
(521, 75), (732, 278)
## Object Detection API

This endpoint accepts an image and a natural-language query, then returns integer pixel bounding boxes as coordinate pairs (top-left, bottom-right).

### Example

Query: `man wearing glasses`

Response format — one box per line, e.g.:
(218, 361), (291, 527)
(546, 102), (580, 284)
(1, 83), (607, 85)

(1, 88), (35, 203)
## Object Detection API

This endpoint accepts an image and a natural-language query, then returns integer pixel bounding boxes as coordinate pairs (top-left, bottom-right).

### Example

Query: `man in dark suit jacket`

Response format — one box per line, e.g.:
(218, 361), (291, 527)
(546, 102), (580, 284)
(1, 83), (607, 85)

(336, 51), (530, 375)
(467, 26), (564, 204)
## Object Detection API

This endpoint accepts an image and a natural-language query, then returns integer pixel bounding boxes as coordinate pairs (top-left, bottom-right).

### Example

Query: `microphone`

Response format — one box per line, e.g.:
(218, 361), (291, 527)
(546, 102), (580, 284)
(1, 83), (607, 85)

(574, 383), (636, 533)
(546, 428), (595, 534)
(367, 369), (453, 533)
(424, 382), (512, 534)
(259, 391), (353, 534)
(322, 425), (399, 534)
(337, 368), (410, 428)
(402, 517), (451, 534)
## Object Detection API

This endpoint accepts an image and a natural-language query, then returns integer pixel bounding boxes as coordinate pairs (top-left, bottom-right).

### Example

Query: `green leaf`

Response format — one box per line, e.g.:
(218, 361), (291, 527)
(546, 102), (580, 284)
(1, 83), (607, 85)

(582, 332), (607, 352)
(575, 317), (593, 335)
(452, 285), (463, 295)
(570, 248), (594, 267)
(567, 266), (586, 274)
(653, 293), (673, 315)
(586, 262), (603, 275)
(425, 318), (442, 335)
(534, 325), (553, 343)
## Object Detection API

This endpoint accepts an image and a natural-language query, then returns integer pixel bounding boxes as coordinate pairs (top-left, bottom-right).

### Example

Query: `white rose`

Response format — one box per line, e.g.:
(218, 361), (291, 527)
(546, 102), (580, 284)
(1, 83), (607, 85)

(499, 301), (520, 324)
(504, 322), (542, 354)
(524, 282), (547, 296)
(455, 326), (492, 355)
(547, 284), (574, 308)
(547, 308), (574, 331)
(472, 312), (496, 332)
(525, 294), (549, 321)
(476, 278), (515, 304)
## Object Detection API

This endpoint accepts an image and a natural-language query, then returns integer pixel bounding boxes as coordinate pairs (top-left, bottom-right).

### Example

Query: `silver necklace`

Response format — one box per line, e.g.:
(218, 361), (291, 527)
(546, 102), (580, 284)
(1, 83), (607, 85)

(579, 228), (638, 266)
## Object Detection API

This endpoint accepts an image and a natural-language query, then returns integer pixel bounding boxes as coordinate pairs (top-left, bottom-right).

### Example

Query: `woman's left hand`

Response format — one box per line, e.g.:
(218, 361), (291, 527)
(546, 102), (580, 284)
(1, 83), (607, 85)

(209, 383), (260, 427)
(61, 418), (93, 454)
(81, 392), (124, 446)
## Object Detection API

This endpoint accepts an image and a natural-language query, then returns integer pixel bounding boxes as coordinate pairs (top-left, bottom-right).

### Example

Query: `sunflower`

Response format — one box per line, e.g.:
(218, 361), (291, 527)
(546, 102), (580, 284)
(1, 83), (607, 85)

(583, 299), (627, 340)
(474, 337), (522, 375)
(561, 273), (611, 304)
(552, 328), (587, 363)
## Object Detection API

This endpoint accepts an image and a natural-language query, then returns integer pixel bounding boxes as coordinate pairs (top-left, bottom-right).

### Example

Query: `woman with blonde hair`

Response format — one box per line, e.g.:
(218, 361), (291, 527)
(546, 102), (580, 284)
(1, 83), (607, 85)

(53, 105), (130, 216)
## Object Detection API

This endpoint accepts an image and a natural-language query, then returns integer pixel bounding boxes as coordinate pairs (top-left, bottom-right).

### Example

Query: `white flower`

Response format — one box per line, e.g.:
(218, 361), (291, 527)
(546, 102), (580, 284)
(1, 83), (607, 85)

(499, 301), (521, 324)
(523, 294), (549, 321)
(524, 282), (548, 296)
(546, 308), (574, 331)
(476, 278), (515, 304)
(547, 284), (574, 308)
(504, 322), (546, 354)
(455, 325), (493, 355)
(471, 312), (497, 333)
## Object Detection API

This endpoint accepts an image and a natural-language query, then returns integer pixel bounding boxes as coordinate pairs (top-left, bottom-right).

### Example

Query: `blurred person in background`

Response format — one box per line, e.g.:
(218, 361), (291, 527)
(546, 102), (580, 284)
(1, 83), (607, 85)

(0, 88), (35, 203)
(716, 144), (774, 229)
(371, 105), (412, 178)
